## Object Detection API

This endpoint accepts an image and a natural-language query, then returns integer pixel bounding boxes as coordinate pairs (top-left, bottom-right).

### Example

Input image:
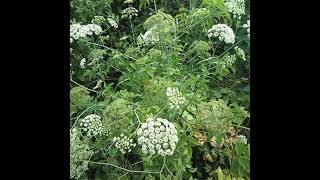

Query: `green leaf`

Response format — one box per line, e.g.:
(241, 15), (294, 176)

(215, 167), (225, 180)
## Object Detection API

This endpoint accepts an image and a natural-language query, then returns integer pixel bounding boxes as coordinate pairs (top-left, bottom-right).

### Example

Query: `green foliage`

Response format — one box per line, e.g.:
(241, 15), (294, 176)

(70, 87), (93, 116)
(70, 0), (250, 179)
(102, 98), (135, 135)
(195, 99), (233, 137)
(70, 128), (94, 179)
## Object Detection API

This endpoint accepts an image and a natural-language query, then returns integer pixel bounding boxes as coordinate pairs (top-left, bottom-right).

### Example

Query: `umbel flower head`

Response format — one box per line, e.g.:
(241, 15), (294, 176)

(79, 114), (103, 137)
(121, 7), (138, 19)
(225, 0), (246, 19)
(107, 18), (118, 28)
(234, 46), (246, 61)
(113, 133), (136, 153)
(166, 87), (186, 109)
(70, 128), (93, 179)
(207, 24), (235, 44)
(137, 27), (160, 46)
(70, 23), (102, 43)
(137, 117), (178, 156)
(236, 135), (248, 144)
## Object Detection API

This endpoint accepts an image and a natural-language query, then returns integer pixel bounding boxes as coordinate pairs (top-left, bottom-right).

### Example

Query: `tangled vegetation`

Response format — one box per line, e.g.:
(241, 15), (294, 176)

(70, 0), (250, 179)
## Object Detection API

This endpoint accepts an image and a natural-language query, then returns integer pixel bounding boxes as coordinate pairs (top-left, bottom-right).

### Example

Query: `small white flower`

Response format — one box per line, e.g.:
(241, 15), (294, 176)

(160, 125), (165, 131)
(149, 133), (155, 139)
(148, 143), (155, 149)
(152, 139), (158, 144)
(243, 20), (250, 38)
(158, 149), (164, 155)
(237, 135), (248, 144)
(148, 121), (155, 127)
(149, 149), (156, 155)
(114, 134), (136, 153)
(156, 144), (162, 150)
(163, 136), (168, 142)
(143, 130), (149, 137)
(137, 128), (143, 136)
(141, 123), (148, 129)
(155, 121), (161, 126)
(155, 128), (160, 134)
(80, 58), (86, 69)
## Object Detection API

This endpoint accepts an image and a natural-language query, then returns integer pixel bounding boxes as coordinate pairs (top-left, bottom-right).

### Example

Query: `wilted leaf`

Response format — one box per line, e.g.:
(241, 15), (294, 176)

(193, 131), (207, 146)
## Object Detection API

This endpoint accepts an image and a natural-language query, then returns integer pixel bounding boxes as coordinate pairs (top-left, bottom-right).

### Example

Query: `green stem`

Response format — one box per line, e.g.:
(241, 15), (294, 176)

(130, 17), (135, 44)
(154, 0), (157, 11)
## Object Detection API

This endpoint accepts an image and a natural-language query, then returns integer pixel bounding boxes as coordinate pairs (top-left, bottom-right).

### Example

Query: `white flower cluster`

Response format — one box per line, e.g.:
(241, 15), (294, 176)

(236, 135), (247, 144)
(166, 87), (186, 109)
(91, 16), (106, 25)
(80, 58), (86, 69)
(215, 54), (236, 69)
(137, 118), (178, 156)
(121, 7), (138, 19)
(80, 114), (103, 137)
(137, 27), (159, 46)
(113, 133), (136, 153)
(225, 0), (246, 19)
(208, 24), (235, 44)
(224, 54), (237, 68)
(70, 23), (103, 43)
(243, 20), (250, 38)
(107, 18), (118, 28)
(70, 128), (93, 179)
(234, 46), (246, 61)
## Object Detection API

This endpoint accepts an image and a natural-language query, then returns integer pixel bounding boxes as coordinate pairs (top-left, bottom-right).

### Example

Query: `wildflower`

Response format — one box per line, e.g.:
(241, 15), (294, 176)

(80, 58), (86, 69)
(166, 87), (186, 109)
(114, 135), (136, 153)
(234, 46), (246, 60)
(91, 16), (106, 25)
(243, 20), (250, 38)
(70, 23), (103, 43)
(107, 18), (118, 28)
(208, 24), (235, 44)
(121, 7), (138, 19)
(137, 27), (160, 46)
(237, 135), (247, 144)
(225, 0), (246, 19)
(79, 114), (103, 137)
(70, 128), (93, 179)
(215, 54), (236, 69)
(137, 117), (178, 156)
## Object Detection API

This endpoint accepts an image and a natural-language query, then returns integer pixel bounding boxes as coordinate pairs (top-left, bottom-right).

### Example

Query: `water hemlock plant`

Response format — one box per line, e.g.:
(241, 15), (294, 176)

(70, 0), (250, 179)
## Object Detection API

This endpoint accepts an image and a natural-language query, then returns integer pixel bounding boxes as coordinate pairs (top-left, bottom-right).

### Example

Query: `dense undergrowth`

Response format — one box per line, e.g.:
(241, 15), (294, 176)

(70, 0), (250, 179)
